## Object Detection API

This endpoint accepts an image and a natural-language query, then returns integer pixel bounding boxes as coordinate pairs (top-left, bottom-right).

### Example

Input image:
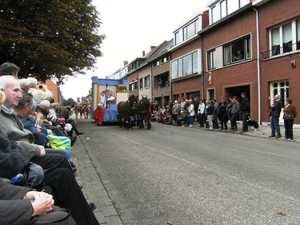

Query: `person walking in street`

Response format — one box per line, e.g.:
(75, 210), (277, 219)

(283, 98), (297, 140)
(240, 92), (249, 133)
(269, 94), (282, 138)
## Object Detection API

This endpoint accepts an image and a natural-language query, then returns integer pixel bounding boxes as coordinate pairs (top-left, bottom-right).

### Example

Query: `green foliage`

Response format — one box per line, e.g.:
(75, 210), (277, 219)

(0, 0), (105, 82)
(62, 98), (76, 107)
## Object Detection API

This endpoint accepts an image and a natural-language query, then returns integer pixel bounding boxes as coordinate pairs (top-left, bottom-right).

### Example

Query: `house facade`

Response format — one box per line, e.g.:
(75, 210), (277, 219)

(257, 0), (300, 124)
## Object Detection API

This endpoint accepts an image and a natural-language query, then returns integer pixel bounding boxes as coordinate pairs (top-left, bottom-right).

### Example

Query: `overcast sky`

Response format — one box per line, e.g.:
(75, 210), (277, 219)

(60, 0), (209, 100)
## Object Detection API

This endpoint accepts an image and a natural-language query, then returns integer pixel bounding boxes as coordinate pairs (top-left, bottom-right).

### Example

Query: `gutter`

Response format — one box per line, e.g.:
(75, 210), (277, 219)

(253, 7), (261, 125)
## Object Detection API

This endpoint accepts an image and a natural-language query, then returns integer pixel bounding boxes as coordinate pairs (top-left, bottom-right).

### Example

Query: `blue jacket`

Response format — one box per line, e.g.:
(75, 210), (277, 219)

(17, 115), (48, 146)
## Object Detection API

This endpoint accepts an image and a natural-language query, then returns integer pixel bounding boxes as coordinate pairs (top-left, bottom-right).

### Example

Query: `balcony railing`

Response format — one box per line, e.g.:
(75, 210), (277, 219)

(261, 42), (300, 59)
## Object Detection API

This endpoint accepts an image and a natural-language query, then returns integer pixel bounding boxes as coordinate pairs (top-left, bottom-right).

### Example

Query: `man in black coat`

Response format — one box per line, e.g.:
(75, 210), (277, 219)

(240, 92), (250, 133)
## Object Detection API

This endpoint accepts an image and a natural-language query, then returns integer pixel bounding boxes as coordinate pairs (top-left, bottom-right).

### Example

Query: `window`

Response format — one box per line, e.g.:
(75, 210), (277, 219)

(175, 30), (182, 45)
(134, 81), (138, 90)
(163, 56), (168, 63)
(227, 0), (239, 14)
(183, 54), (192, 76)
(297, 19), (300, 50)
(270, 18), (300, 56)
(220, 1), (227, 19)
(211, 5), (220, 23)
(154, 60), (160, 67)
(171, 50), (199, 80)
(129, 82), (134, 91)
(207, 49), (216, 70)
(173, 14), (201, 46)
(223, 36), (250, 65)
(140, 78), (143, 89)
(209, 0), (250, 24)
(145, 75), (150, 88)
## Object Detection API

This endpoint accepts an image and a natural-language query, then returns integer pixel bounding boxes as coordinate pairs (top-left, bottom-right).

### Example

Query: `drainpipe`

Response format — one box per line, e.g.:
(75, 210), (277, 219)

(253, 7), (261, 125)
(200, 36), (204, 99)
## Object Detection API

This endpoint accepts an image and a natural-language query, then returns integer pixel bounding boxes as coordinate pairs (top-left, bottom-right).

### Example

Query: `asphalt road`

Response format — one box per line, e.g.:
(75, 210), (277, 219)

(80, 120), (300, 225)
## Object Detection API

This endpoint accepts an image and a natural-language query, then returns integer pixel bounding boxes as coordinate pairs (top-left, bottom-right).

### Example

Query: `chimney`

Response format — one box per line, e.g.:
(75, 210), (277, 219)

(150, 46), (156, 50)
(142, 51), (145, 56)
(123, 61), (128, 66)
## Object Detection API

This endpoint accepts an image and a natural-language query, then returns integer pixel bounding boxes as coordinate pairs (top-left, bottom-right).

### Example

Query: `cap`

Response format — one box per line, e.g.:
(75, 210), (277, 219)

(174, 100), (178, 103)
(241, 92), (246, 96)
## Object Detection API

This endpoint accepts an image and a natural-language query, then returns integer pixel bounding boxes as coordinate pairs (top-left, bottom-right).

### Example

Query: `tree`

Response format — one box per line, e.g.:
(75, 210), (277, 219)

(0, 0), (105, 82)
(62, 98), (76, 107)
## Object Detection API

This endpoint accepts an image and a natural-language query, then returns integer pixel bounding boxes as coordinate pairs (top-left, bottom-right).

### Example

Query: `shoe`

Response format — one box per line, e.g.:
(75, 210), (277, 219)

(269, 135), (275, 138)
(209, 127), (212, 130)
(76, 132), (84, 135)
(189, 125), (193, 128)
(71, 165), (77, 173)
(71, 136), (77, 146)
(275, 135), (281, 138)
(89, 202), (96, 211)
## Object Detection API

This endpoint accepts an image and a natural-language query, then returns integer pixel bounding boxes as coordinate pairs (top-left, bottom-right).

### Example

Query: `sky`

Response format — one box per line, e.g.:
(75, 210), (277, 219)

(60, 0), (209, 100)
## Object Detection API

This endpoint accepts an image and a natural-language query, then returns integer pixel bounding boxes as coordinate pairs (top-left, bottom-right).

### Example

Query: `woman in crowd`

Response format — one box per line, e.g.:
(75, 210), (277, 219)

(283, 98), (297, 140)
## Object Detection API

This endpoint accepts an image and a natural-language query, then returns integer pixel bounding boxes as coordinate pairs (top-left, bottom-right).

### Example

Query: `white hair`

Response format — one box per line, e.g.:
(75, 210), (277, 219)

(18, 78), (30, 88)
(39, 99), (51, 109)
(27, 77), (38, 88)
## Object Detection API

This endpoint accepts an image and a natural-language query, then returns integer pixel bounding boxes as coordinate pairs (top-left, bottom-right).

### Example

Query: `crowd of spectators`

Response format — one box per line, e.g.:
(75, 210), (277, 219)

(151, 95), (244, 131)
(0, 62), (99, 225)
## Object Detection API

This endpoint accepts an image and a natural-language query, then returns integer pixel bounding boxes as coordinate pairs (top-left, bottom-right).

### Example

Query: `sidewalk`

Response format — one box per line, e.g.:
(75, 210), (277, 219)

(72, 129), (123, 225)
(226, 122), (300, 142)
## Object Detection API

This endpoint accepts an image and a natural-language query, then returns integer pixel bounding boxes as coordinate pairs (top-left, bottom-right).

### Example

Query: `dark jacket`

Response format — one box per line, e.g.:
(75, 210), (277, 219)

(206, 104), (215, 115)
(240, 97), (249, 112)
(0, 181), (33, 225)
(271, 100), (282, 117)
(0, 131), (31, 178)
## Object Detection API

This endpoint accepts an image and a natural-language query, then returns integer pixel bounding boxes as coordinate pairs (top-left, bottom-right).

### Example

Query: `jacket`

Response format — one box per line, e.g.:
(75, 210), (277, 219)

(240, 97), (249, 112)
(0, 131), (31, 178)
(0, 181), (33, 225)
(231, 101), (240, 115)
(283, 105), (297, 120)
(0, 107), (41, 157)
(271, 100), (282, 117)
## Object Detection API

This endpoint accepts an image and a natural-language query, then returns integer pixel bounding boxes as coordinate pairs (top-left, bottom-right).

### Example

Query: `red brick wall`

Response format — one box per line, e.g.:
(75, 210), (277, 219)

(202, 11), (259, 120)
(259, 0), (300, 123)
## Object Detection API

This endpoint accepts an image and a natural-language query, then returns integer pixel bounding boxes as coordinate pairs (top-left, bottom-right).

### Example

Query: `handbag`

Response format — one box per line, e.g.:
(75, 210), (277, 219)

(286, 114), (294, 120)
(11, 162), (45, 190)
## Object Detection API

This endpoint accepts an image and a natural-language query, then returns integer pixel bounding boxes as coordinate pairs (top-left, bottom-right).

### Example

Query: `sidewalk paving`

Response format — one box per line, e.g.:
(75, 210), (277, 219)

(71, 119), (299, 225)
(215, 121), (300, 142)
(72, 129), (123, 225)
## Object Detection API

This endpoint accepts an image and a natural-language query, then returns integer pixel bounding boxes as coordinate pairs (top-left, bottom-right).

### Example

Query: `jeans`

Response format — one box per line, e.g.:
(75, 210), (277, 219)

(241, 111), (248, 131)
(284, 119), (294, 139)
(271, 116), (281, 136)
(230, 114), (238, 130)
(188, 115), (194, 125)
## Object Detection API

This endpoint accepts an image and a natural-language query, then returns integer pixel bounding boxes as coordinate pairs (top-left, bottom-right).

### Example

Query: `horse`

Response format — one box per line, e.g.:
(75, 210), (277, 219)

(117, 95), (138, 130)
(136, 95), (152, 129)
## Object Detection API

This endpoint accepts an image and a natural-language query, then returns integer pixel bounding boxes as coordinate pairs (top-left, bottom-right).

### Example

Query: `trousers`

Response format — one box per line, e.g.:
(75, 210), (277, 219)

(25, 206), (76, 225)
(45, 169), (100, 225)
(31, 150), (71, 171)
